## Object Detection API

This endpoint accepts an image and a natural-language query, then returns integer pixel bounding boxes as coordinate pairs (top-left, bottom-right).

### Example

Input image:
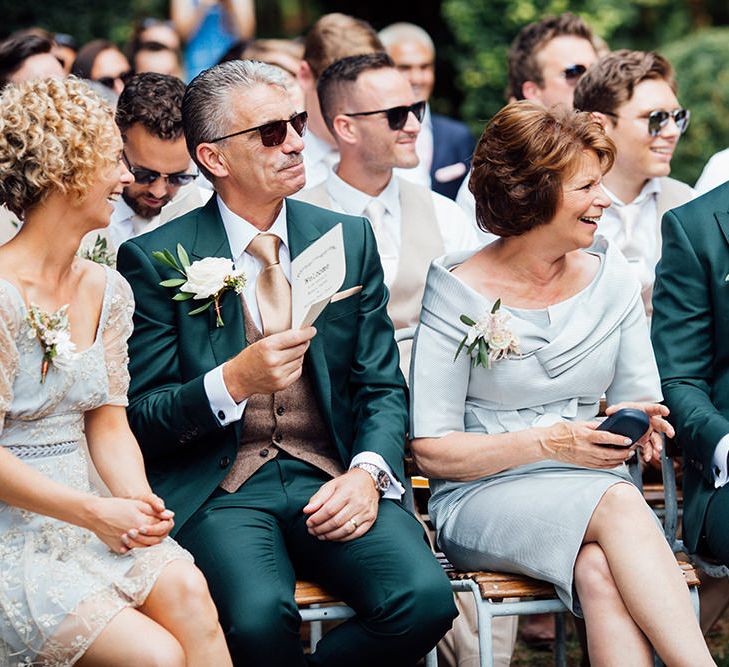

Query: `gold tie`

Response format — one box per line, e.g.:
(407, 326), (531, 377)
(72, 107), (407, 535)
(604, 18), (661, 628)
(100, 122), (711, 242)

(247, 234), (292, 335)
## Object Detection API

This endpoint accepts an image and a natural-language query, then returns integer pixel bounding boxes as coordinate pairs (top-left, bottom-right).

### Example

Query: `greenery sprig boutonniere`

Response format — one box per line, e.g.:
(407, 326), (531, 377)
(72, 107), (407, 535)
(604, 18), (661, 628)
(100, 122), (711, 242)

(153, 244), (246, 327)
(78, 234), (115, 267)
(454, 298), (520, 369)
(25, 304), (76, 383)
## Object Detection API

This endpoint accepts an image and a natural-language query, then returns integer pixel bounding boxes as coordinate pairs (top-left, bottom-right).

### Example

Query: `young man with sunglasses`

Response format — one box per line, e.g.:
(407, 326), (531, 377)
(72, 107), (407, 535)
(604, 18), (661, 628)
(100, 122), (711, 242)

(298, 52), (478, 370)
(97, 72), (210, 256)
(117, 59), (457, 666)
(507, 13), (598, 110)
(574, 49), (694, 316)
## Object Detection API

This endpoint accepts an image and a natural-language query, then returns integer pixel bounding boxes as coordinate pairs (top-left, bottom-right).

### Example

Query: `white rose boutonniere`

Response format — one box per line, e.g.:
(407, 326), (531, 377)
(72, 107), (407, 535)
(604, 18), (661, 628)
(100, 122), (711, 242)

(25, 304), (77, 383)
(454, 298), (520, 369)
(153, 244), (246, 327)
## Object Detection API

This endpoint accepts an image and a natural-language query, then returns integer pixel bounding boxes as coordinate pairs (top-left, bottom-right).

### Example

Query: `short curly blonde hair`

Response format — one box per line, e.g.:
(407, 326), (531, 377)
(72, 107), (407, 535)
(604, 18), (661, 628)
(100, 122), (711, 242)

(0, 77), (120, 218)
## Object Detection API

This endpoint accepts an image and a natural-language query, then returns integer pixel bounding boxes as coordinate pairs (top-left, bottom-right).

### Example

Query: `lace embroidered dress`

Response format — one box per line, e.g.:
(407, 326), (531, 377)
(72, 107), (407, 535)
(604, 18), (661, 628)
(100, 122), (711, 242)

(0, 267), (192, 667)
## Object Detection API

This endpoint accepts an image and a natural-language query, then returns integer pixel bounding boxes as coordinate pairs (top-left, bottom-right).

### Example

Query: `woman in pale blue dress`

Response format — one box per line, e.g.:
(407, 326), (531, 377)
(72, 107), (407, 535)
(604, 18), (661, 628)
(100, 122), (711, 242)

(410, 102), (713, 665)
(0, 79), (232, 666)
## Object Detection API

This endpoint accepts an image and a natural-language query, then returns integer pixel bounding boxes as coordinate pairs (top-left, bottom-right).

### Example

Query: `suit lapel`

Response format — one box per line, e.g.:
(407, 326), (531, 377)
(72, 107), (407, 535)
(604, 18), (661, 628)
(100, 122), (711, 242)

(715, 210), (729, 252)
(190, 196), (246, 365)
(286, 199), (334, 429)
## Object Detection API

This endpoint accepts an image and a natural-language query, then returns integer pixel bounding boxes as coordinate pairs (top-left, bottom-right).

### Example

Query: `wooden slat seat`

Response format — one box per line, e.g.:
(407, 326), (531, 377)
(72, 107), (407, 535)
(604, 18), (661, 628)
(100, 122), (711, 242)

(295, 580), (340, 606)
(295, 561), (699, 609)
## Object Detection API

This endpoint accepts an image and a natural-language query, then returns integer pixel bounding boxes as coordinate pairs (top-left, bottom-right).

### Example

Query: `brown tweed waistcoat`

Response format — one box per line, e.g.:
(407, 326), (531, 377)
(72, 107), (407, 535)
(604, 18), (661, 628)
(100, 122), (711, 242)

(220, 298), (344, 492)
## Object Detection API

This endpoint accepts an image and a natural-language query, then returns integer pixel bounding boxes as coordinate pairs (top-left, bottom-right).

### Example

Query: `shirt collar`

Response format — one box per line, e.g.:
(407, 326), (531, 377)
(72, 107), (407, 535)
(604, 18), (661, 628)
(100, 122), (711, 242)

(602, 177), (661, 207)
(325, 169), (401, 219)
(216, 195), (289, 262)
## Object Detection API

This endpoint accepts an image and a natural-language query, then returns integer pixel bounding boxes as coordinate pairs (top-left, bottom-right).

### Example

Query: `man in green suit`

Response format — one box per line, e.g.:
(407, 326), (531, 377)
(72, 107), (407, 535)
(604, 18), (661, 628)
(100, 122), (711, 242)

(117, 59), (455, 666)
(652, 181), (729, 568)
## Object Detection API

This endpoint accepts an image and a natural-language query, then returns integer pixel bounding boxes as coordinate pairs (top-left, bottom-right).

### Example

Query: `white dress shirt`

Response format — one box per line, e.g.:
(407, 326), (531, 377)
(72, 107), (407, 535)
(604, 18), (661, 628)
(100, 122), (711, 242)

(695, 147), (729, 195)
(302, 130), (339, 191)
(323, 169), (480, 287)
(109, 197), (160, 250)
(599, 179), (663, 302)
(394, 104), (433, 188)
(203, 195), (403, 497)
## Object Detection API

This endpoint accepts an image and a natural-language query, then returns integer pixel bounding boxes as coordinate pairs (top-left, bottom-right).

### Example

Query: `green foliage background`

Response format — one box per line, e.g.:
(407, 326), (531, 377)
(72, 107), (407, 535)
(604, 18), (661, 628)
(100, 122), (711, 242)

(663, 28), (729, 184)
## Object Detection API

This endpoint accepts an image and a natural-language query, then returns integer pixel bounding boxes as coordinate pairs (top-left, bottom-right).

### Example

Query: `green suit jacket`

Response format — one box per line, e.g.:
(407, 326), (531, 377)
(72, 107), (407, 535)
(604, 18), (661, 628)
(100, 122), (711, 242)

(651, 181), (729, 553)
(117, 196), (408, 534)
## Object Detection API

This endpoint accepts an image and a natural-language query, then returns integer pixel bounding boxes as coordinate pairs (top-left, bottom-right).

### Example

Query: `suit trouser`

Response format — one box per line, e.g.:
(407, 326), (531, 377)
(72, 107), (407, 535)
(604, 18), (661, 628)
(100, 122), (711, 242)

(176, 453), (458, 667)
(702, 483), (729, 565)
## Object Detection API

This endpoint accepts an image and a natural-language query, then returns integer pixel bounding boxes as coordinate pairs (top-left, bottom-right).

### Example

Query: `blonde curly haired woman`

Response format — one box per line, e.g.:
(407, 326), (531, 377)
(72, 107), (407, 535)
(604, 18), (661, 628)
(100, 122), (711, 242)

(0, 78), (232, 667)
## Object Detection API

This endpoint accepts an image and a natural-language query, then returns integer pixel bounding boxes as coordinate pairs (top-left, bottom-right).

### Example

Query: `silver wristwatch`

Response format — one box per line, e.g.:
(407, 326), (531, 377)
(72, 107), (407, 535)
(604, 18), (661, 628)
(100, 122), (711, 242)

(353, 462), (390, 495)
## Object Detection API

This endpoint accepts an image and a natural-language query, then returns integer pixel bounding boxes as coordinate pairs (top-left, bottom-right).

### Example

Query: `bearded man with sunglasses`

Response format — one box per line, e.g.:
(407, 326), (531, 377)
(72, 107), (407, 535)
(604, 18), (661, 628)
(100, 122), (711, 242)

(117, 59), (456, 667)
(298, 53), (478, 372)
(574, 50), (694, 317)
(85, 72), (211, 258)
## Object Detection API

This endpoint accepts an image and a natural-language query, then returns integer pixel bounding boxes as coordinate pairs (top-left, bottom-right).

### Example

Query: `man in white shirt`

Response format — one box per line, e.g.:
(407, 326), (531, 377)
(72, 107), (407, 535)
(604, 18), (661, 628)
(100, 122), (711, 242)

(379, 22), (475, 200)
(97, 72), (209, 254)
(573, 50), (694, 316)
(297, 13), (384, 190)
(117, 59), (456, 666)
(297, 53), (479, 350)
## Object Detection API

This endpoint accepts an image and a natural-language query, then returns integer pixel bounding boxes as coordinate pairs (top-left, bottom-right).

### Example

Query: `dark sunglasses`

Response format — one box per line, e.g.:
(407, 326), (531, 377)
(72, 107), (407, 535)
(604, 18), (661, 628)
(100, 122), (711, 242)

(604, 108), (691, 137)
(94, 69), (133, 90)
(123, 152), (198, 186)
(343, 100), (426, 131)
(563, 64), (587, 83)
(209, 111), (308, 147)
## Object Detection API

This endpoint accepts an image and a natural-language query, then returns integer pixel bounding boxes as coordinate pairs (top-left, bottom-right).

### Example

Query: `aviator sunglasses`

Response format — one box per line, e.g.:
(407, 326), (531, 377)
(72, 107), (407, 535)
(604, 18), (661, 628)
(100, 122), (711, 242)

(343, 100), (426, 131)
(123, 152), (198, 187)
(209, 111), (308, 146)
(604, 108), (691, 137)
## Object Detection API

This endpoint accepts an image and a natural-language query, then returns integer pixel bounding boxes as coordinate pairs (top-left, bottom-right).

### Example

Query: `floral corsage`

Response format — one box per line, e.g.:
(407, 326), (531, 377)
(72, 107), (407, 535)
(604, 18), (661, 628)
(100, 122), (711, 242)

(454, 298), (520, 369)
(153, 244), (246, 327)
(26, 304), (76, 383)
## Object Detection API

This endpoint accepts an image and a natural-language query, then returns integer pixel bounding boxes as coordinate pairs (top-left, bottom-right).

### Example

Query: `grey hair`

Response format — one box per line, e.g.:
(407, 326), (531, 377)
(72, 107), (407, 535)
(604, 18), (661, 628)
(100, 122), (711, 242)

(182, 59), (289, 180)
(378, 22), (435, 55)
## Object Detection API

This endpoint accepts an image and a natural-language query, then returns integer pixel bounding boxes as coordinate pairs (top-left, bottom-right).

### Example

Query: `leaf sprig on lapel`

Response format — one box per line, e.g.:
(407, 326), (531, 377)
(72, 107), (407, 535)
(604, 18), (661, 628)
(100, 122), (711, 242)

(153, 243), (246, 327)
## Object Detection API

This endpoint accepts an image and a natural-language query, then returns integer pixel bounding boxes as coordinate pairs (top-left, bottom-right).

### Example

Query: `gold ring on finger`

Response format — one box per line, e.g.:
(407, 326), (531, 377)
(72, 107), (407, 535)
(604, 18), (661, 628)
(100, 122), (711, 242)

(348, 518), (358, 531)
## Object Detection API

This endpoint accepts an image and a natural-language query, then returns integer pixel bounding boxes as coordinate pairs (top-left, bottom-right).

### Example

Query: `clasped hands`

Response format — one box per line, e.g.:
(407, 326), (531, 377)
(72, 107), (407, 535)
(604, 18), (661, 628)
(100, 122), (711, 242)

(87, 491), (174, 555)
(541, 401), (674, 469)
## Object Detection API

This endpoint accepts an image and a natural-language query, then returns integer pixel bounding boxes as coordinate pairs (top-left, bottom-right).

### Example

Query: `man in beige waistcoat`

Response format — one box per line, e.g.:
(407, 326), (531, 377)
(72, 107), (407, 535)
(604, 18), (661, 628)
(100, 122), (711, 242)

(296, 52), (478, 371)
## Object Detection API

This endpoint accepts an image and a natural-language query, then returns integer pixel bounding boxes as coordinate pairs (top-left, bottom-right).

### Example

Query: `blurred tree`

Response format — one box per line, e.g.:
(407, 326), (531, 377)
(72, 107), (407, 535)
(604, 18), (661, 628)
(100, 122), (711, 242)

(1, 0), (166, 46)
(662, 27), (729, 185)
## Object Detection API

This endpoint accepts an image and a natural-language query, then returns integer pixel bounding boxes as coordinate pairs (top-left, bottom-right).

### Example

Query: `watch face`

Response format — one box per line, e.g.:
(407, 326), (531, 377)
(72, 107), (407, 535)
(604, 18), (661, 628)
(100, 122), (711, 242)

(376, 470), (391, 490)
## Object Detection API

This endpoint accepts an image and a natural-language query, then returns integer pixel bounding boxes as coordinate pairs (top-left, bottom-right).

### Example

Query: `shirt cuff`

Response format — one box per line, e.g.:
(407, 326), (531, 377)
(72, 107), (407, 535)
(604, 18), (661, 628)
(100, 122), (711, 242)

(349, 452), (405, 500)
(712, 434), (729, 488)
(203, 365), (247, 426)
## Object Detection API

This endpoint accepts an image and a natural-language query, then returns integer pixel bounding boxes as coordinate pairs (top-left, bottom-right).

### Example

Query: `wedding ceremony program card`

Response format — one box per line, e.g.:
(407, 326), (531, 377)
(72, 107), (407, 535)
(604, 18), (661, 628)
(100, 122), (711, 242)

(291, 223), (345, 328)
